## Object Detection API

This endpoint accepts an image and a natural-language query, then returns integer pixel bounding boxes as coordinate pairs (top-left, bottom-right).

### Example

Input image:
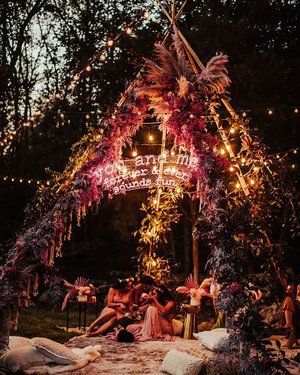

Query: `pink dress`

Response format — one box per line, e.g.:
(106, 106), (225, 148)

(127, 306), (173, 341)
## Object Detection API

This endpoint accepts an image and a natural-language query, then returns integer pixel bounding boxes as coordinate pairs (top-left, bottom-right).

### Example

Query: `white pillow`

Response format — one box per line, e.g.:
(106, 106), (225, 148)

(193, 328), (229, 351)
(9, 336), (32, 350)
(161, 349), (203, 375)
(0, 346), (51, 373)
(32, 337), (78, 365)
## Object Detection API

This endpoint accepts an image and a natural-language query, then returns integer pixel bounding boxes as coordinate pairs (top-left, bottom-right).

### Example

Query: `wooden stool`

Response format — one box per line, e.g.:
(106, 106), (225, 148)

(181, 304), (200, 340)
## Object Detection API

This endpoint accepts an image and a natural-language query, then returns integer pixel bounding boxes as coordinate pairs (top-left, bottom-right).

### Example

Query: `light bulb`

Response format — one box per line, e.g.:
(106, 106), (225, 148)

(28, 180), (31, 184)
(19, 179), (23, 183)
(125, 27), (132, 35)
(268, 109), (273, 115)
(86, 65), (92, 72)
(144, 10), (149, 19)
(229, 166), (234, 172)
(293, 149), (297, 154)
(241, 158), (246, 164)
(236, 182), (241, 189)
(107, 39), (114, 47)
(291, 164), (295, 169)
(148, 133), (154, 142)
(132, 149), (137, 157)
(230, 127), (235, 134)
(226, 144), (231, 151)
(99, 54), (106, 61)
(250, 179), (255, 185)
(294, 108), (299, 114)
(170, 150), (175, 156)
(242, 111), (247, 118)
(220, 148), (225, 155)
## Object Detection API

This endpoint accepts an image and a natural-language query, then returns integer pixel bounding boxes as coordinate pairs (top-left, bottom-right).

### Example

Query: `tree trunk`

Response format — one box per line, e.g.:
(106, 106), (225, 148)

(192, 238), (199, 284)
(184, 214), (192, 273)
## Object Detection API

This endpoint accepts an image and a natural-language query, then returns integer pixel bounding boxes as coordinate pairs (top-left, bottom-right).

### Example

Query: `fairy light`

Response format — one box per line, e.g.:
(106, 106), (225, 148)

(291, 164), (296, 169)
(0, 12), (148, 152)
(226, 144), (231, 151)
(229, 166), (235, 172)
(294, 108), (299, 114)
(230, 127), (235, 134)
(250, 179), (255, 186)
(170, 150), (175, 156)
(236, 182), (241, 189)
(268, 109), (273, 115)
(220, 148), (225, 155)
(241, 157), (246, 164)
(242, 111), (247, 118)
(144, 10), (150, 19)
(132, 149), (138, 157)
(148, 133), (154, 142)
(293, 149), (297, 154)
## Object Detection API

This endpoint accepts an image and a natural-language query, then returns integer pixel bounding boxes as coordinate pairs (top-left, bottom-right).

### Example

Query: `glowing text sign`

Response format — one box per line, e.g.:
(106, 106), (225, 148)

(95, 154), (198, 195)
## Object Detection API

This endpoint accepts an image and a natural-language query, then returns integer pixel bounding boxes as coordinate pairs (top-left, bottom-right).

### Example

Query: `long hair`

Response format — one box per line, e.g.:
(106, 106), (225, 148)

(155, 285), (174, 305)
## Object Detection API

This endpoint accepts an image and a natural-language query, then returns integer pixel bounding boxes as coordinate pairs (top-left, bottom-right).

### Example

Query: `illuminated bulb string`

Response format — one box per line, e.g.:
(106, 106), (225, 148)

(0, 10), (151, 151)
(0, 175), (50, 186)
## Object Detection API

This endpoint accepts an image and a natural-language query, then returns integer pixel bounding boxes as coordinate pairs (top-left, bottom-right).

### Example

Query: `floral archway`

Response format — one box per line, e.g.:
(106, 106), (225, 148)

(0, 7), (296, 370)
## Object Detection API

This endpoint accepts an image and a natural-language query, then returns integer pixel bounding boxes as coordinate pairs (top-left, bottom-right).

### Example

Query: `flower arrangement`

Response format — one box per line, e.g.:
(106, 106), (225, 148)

(61, 277), (95, 310)
(176, 274), (212, 306)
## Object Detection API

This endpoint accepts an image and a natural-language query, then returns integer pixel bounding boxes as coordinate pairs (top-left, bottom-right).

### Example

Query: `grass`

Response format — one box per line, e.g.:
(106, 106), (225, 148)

(15, 304), (98, 343)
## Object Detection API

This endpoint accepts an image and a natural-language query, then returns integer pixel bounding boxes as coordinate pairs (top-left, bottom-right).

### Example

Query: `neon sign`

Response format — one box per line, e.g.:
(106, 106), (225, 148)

(94, 154), (198, 195)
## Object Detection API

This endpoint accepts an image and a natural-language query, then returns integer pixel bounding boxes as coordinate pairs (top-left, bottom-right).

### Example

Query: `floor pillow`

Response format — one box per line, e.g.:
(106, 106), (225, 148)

(9, 336), (32, 350)
(193, 328), (229, 351)
(0, 346), (51, 373)
(161, 348), (203, 375)
(32, 337), (79, 365)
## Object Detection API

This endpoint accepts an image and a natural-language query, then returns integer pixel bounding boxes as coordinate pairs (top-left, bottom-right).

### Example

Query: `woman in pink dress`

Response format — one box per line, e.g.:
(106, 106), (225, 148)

(87, 279), (133, 336)
(128, 285), (175, 341)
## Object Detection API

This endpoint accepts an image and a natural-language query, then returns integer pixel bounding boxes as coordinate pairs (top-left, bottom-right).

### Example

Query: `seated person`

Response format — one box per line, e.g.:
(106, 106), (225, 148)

(133, 275), (155, 313)
(282, 284), (300, 348)
(87, 279), (133, 336)
(128, 285), (175, 341)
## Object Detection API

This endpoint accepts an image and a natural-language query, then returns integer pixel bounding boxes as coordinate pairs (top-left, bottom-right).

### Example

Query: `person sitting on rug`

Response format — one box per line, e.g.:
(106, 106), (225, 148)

(281, 284), (300, 348)
(87, 278), (133, 336)
(133, 275), (155, 313)
(127, 285), (175, 341)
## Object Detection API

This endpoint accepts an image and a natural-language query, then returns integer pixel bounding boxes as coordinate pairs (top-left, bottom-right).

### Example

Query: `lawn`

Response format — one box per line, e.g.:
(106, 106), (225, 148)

(15, 304), (98, 343)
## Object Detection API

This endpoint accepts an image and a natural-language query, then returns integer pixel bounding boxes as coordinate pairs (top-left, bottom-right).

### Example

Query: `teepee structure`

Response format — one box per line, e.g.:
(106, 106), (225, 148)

(0, 0), (296, 365)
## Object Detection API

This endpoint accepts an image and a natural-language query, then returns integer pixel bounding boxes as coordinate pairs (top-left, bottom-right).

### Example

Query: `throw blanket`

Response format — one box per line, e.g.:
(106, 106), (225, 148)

(24, 345), (101, 374)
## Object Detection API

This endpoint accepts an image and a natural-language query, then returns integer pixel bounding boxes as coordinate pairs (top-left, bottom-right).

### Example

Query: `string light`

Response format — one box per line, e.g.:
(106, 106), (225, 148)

(293, 149), (297, 154)
(250, 179), (255, 186)
(144, 10), (150, 19)
(0, 175), (50, 186)
(241, 158), (246, 164)
(0, 11), (149, 152)
(132, 149), (138, 157)
(291, 164), (296, 169)
(236, 182), (241, 189)
(170, 150), (175, 156)
(268, 109), (273, 115)
(230, 127), (235, 134)
(148, 133), (154, 142)
(229, 166), (235, 172)
(220, 148), (225, 155)
(242, 111), (247, 118)
(294, 108), (299, 114)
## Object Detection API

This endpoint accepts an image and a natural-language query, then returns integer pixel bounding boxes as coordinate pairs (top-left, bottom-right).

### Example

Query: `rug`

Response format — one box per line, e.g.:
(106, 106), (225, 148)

(65, 335), (212, 374)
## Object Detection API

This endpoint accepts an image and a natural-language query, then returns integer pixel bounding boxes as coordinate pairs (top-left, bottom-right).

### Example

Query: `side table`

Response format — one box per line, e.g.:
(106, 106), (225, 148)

(181, 304), (201, 340)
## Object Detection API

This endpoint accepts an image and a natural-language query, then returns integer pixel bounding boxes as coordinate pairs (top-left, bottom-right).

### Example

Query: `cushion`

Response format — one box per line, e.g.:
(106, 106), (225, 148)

(161, 349), (203, 375)
(193, 328), (229, 351)
(0, 346), (51, 373)
(32, 337), (78, 365)
(9, 336), (32, 350)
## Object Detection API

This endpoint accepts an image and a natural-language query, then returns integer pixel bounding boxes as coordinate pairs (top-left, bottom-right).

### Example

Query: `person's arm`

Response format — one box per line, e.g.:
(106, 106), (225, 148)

(152, 299), (175, 315)
(284, 310), (293, 328)
(107, 288), (123, 309)
(133, 285), (140, 306)
(128, 291), (133, 314)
